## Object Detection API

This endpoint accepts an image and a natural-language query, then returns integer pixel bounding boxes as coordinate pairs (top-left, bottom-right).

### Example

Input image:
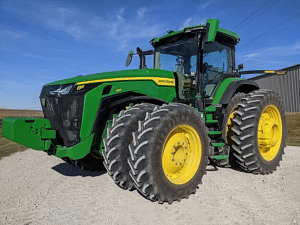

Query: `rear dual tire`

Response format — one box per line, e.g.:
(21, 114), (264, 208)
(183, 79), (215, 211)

(231, 90), (286, 174)
(219, 92), (246, 167)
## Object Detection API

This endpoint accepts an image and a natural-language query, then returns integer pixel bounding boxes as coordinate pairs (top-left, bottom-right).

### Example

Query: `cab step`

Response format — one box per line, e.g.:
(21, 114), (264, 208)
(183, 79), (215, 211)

(205, 106), (217, 113)
(205, 113), (218, 124)
(208, 131), (222, 135)
(206, 120), (218, 124)
(211, 142), (226, 147)
(213, 155), (229, 160)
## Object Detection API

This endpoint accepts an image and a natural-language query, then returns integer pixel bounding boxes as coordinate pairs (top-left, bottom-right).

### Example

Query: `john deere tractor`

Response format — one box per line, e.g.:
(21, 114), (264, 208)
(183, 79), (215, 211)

(3, 19), (286, 204)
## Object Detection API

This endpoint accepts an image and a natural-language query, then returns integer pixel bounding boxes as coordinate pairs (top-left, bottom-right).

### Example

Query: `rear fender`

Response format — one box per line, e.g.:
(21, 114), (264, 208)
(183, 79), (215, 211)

(218, 80), (259, 105)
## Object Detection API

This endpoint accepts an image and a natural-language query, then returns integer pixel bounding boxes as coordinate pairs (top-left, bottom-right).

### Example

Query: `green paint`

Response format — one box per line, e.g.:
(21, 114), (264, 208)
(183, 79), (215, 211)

(213, 155), (228, 160)
(152, 28), (188, 43)
(206, 120), (218, 124)
(206, 114), (218, 124)
(206, 19), (219, 42)
(211, 143), (226, 147)
(205, 106), (217, 112)
(80, 79), (176, 140)
(80, 85), (104, 140)
(208, 131), (222, 135)
(151, 19), (239, 46)
(212, 78), (242, 104)
(55, 133), (94, 160)
(2, 117), (55, 150)
(45, 69), (175, 86)
(218, 27), (239, 42)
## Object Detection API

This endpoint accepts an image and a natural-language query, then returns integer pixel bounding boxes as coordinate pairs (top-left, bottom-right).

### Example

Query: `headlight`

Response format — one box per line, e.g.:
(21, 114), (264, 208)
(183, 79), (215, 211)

(46, 84), (74, 96)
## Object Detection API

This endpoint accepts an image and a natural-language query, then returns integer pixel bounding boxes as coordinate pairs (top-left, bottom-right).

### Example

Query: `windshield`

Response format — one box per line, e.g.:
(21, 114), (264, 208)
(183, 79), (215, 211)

(154, 35), (198, 76)
(154, 35), (233, 79)
(202, 41), (233, 84)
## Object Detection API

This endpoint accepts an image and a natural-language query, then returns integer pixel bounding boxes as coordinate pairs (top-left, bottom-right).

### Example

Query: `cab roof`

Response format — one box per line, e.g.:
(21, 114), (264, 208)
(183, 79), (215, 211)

(150, 20), (240, 47)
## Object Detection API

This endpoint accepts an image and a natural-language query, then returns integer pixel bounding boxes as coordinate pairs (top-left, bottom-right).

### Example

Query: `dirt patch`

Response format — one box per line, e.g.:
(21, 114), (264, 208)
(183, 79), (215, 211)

(0, 147), (299, 225)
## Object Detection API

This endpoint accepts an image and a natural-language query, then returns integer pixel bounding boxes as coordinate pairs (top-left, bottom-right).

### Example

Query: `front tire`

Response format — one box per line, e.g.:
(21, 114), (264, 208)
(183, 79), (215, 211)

(231, 90), (286, 174)
(128, 103), (209, 204)
(102, 103), (156, 190)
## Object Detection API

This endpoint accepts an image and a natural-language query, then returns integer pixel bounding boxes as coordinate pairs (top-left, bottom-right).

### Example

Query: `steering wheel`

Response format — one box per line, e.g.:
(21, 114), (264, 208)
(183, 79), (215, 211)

(176, 57), (184, 64)
(202, 62), (209, 73)
(206, 66), (223, 83)
(176, 57), (185, 74)
(208, 73), (222, 82)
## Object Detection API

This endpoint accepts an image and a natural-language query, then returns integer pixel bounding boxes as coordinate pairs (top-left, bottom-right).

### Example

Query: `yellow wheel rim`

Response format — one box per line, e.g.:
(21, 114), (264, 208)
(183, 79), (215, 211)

(226, 107), (238, 145)
(162, 125), (202, 185)
(258, 105), (282, 161)
(227, 109), (236, 132)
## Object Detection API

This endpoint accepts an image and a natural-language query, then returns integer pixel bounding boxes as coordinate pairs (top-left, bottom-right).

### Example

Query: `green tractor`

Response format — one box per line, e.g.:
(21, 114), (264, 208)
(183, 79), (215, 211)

(3, 19), (286, 204)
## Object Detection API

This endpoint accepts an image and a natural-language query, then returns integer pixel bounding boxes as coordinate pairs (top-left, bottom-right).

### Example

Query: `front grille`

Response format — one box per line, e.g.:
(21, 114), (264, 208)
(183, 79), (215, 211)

(40, 86), (84, 147)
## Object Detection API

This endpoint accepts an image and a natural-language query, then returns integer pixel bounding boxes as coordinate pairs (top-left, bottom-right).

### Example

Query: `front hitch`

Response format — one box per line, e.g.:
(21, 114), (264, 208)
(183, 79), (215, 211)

(2, 117), (56, 150)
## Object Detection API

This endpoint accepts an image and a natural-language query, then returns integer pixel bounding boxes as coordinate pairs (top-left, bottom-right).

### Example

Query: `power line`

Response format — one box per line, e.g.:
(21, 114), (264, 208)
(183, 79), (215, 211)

(233, 0), (272, 30)
(236, 0), (280, 31)
(234, 1), (270, 30)
(239, 12), (300, 48)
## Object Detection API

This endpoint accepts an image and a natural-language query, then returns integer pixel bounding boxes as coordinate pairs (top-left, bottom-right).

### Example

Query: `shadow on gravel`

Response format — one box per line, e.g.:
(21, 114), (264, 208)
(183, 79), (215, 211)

(228, 166), (247, 173)
(51, 163), (106, 177)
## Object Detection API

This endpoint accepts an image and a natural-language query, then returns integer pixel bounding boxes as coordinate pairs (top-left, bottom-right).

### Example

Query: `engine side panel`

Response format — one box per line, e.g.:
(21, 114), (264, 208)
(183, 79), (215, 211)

(80, 80), (177, 140)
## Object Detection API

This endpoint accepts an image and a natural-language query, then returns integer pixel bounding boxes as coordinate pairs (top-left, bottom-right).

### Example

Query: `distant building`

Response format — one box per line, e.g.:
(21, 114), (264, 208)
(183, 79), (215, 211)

(249, 64), (300, 113)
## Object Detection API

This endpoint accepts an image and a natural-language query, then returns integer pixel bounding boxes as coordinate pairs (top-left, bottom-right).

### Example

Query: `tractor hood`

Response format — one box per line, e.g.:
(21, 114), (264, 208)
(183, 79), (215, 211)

(45, 69), (175, 86)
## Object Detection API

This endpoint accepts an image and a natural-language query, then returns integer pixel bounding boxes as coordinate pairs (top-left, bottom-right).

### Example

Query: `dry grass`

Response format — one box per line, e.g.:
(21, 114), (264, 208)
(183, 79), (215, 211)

(286, 112), (300, 146)
(0, 109), (299, 160)
(0, 109), (44, 121)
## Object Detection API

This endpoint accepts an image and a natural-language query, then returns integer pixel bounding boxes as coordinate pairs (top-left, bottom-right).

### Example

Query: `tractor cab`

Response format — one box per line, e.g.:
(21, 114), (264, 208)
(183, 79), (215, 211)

(150, 19), (239, 101)
(153, 33), (236, 98)
(127, 19), (239, 104)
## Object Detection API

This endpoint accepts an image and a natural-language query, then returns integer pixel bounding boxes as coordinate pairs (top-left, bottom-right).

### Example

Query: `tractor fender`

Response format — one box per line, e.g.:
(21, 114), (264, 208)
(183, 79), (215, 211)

(218, 80), (259, 105)
(91, 93), (168, 134)
(109, 95), (168, 108)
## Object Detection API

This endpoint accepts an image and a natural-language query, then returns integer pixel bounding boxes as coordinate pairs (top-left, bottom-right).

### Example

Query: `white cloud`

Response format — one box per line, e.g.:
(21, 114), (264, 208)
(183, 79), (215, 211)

(0, 28), (28, 39)
(201, 2), (211, 10)
(244, 53), (260, 58)
(3, 2), (165, 50)
(178, 16), (206, 30)
(179, 18), (193, 29)
(178, 2), (213, 30)
(241, 41), (300, 59)
(34, 5), (88, 40)
(92, 7), (165, 50)
(137, 7), (147, 20)
(116, 7), (125, 21)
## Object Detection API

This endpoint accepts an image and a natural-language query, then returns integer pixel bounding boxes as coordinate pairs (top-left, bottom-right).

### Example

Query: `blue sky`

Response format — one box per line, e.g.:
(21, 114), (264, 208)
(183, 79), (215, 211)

(1, 0), (299, 110)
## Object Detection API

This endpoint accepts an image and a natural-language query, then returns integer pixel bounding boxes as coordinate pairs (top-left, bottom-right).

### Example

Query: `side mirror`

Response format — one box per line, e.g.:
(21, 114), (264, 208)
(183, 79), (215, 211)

(238, 63), (244, 71)
(125, 50), (134, 67)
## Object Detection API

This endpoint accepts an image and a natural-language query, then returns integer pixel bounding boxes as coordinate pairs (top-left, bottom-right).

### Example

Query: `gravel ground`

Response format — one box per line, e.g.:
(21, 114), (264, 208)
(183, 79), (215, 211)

(0, 146), (299, 225)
